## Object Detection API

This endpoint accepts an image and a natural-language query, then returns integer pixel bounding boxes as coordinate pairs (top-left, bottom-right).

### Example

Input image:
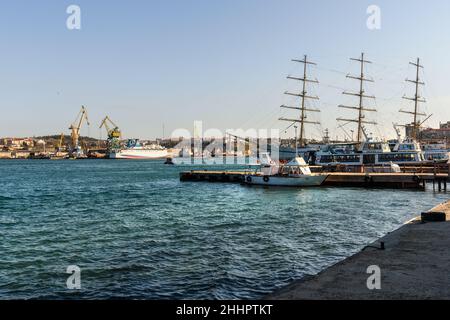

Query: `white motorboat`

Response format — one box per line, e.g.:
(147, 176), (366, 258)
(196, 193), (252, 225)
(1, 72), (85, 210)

(244, 154), (328, 187)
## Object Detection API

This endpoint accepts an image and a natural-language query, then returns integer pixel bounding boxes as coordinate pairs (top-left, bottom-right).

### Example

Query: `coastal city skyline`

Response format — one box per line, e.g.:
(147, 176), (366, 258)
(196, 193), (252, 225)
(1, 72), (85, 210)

(0, 1), (449, 140)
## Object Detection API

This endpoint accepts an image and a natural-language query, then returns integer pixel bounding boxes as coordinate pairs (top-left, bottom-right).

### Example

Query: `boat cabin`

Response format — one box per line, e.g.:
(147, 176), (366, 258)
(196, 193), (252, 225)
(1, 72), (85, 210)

(279, 157), (312, 176)
(359, 141), (391, 153)
(259, 153), (280, 176)
(393, 140), (421, 152)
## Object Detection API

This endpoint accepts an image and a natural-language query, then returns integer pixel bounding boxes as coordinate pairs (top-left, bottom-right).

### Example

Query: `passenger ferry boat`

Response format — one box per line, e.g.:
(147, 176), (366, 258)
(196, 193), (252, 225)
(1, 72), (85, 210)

(109, 139), (168, 159)
(315, 139), (428, 166)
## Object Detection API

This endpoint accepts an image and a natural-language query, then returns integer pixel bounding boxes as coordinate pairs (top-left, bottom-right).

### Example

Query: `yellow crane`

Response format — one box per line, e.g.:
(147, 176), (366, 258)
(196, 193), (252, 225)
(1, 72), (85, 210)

(99, 116), (121, 139)
(58, 133), (65, 151)
(69, 106), (90, 153)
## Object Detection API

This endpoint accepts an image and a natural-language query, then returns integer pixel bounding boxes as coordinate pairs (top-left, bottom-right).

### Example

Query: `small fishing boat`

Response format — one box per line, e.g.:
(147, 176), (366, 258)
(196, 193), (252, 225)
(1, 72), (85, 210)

(244, 154), (328, 187)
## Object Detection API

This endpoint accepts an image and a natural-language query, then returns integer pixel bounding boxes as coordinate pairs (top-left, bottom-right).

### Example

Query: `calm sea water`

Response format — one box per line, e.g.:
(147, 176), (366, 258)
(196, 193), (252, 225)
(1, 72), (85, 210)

(0, 159), (448, 299)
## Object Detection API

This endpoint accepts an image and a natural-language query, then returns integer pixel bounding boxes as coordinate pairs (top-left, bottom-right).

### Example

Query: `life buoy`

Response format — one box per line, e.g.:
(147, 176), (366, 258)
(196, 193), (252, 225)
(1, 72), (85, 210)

(263, 176), (270, 183)
(246, 176), (252, 183)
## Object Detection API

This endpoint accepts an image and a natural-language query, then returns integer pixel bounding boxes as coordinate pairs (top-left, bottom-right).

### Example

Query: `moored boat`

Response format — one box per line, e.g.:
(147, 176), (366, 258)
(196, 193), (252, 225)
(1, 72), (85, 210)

(314, 139), (429, 166)
(109, 139), (168, 159)
(244, 154), (328, 187)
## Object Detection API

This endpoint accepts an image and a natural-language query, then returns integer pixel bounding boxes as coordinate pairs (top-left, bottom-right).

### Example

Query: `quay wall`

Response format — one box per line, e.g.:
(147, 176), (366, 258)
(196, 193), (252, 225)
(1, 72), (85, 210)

(266, 200), (450, 300)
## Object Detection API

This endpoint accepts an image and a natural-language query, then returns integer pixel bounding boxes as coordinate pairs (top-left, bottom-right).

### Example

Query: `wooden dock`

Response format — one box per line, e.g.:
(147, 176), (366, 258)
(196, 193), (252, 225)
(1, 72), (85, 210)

(180, 171), (248, 183)
(180, 170), (449, 190)
(323, 172), (448, 190)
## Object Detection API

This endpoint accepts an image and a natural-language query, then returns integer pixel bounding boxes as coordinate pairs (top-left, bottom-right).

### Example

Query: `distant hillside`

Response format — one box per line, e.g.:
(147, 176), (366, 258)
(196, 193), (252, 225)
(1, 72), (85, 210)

(34, 135), (102, 143)
(33, 135), (104, 148)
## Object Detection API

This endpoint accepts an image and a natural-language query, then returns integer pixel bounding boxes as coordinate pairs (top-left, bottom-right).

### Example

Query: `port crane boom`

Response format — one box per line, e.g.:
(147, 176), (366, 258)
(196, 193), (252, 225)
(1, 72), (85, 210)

(99, 116), (121, 139)
(69, 106), (90, 153)
(100, 116), (121, 151)
(58, 133), (65, 151)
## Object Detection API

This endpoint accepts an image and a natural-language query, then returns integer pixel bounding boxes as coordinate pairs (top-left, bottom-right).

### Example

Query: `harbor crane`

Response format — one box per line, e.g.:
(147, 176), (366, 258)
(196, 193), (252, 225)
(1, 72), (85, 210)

(57, 133), (65, 151)
(99, 116), (121, 139)
(69, 106), (90, 156)
(100, 116), (121, 150)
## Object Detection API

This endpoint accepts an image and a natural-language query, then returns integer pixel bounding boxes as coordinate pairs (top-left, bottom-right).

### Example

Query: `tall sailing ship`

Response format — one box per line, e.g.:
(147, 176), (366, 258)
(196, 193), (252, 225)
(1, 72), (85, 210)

(282, 53), (449, 166)
(278, 55), (323, 161)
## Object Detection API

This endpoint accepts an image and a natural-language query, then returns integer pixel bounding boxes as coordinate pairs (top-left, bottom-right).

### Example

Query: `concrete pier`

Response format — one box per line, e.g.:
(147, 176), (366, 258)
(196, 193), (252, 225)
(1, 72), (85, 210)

(266, 200), (450, 300)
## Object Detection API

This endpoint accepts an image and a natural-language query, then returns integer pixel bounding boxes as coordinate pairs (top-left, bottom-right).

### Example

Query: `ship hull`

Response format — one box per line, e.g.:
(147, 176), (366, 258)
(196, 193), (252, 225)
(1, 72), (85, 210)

(109, 149), (168, 159)
(244, 174), (328, 187)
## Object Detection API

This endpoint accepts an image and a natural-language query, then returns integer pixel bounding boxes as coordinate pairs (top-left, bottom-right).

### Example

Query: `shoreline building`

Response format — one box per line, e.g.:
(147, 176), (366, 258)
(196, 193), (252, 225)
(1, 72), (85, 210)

(406, 121), (450, 144)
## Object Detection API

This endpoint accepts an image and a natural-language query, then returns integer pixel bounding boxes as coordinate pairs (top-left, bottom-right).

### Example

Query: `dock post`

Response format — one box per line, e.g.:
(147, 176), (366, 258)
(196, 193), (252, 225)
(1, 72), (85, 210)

(257, 138), (260, 159)
(223, 137), (226, 160)
(433, 163), (437, 191)
(245, 137), (249, 159)
(448, 160), (450, 188)
(191, 137), (195, 164)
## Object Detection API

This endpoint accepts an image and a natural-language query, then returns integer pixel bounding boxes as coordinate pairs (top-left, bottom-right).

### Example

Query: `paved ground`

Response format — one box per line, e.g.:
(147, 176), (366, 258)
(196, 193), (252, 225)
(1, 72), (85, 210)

(267, 200), (450, 300)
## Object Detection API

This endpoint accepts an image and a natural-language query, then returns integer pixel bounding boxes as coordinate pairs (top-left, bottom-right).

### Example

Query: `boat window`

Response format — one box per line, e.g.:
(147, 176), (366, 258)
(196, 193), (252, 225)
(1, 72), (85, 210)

(364, 143), (390, 152)
(365, 143), (380, 150)
(363, 154), (376, 164)
(319, 155), (334, 163)
(398, 144), (417, 151)
(378, 153), (416, 162)
(424, 152), (448, 160)
(319, 155), (361, 163)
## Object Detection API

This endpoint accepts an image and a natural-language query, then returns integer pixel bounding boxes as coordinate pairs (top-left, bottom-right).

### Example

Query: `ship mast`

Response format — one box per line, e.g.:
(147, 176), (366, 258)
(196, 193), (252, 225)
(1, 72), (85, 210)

(337, 52), (377, 144)
(400, 58), (426, 141)
(279, 55), (320, 148)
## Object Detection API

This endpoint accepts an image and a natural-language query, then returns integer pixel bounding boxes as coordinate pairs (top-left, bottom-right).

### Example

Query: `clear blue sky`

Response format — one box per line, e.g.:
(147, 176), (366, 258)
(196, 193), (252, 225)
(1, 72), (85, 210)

(0, 0), (449, 140)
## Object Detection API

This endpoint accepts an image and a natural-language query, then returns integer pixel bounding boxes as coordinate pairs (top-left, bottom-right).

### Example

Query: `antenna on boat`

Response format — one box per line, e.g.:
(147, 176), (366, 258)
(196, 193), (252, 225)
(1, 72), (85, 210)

(337, 52), (377, 144)
(294, 125), (298, 157)
(279, 55), (320, 148)
(323, 128), (330, 144)
(399, 58), (427, 141)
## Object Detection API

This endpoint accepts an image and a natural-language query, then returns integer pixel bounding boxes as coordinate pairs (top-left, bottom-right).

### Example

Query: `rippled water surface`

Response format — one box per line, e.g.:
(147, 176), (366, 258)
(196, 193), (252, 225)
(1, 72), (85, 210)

(0, 160), (448, 299)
